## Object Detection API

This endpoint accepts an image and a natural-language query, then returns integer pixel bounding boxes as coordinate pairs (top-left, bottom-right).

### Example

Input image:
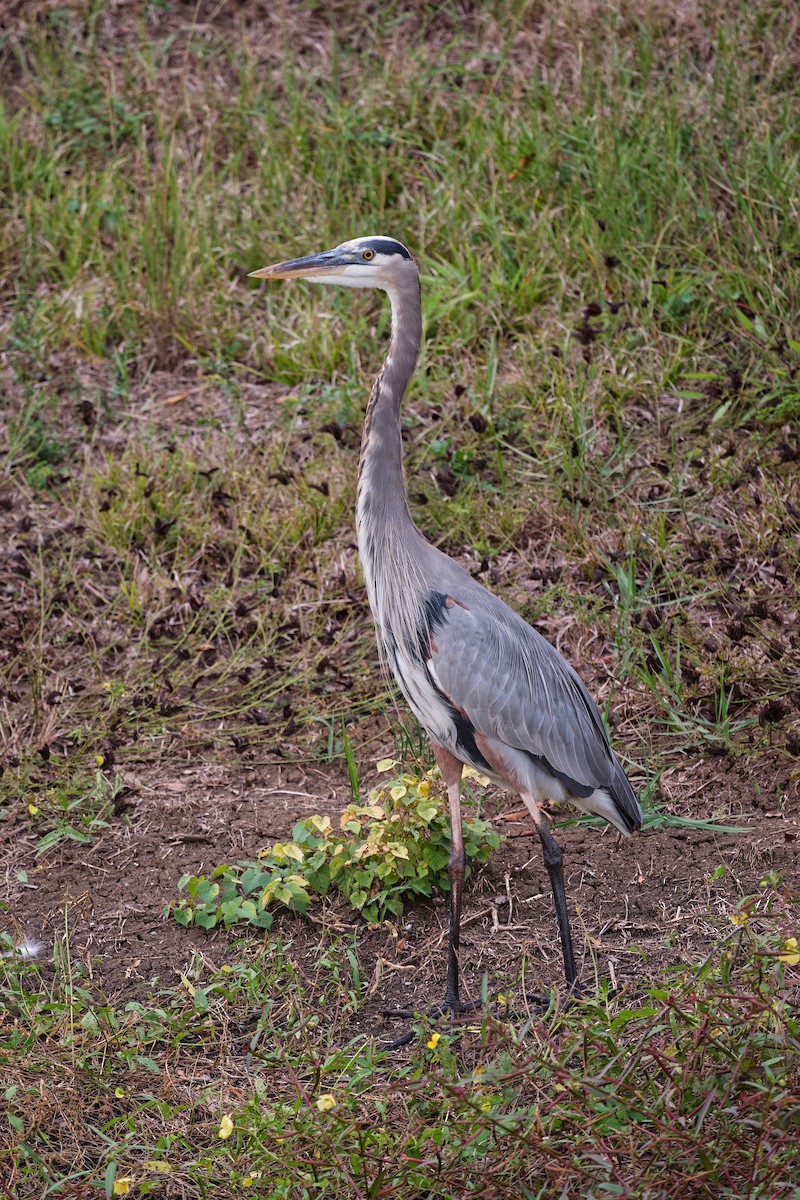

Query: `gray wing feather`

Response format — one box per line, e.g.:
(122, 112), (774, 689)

(429, 588), (618, 793)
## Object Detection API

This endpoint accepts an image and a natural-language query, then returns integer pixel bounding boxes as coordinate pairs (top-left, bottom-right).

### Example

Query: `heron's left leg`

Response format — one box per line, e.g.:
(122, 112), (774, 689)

(434, 744), (467, 1012)
(523, 794), (578, 986)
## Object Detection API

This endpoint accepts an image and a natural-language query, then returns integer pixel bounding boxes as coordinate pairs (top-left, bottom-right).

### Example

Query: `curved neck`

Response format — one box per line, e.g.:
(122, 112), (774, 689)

(356, 275), (422, 541)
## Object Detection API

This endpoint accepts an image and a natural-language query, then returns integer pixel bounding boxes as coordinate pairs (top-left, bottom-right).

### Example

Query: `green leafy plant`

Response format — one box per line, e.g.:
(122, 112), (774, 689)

(167, 764), (502, 930)
(26, 768), (122, 857)
(42, 83), (144, 151)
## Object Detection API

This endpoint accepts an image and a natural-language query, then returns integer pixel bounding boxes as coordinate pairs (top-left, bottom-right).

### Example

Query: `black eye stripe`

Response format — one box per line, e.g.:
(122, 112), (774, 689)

(360, 238), (411, 260)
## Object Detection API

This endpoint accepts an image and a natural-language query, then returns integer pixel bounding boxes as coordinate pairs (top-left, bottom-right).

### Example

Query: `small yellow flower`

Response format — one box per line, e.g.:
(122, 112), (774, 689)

(218, 1114), (234, 1139)
(28, 804), (39, 816)
(113, 1179), (135, 1196)
(114, 1087), (125, 1098)
(730, 912), (749, 926)
(316, 1093), (336, 1112)
(481, 1100), (491, 1111)
(103, 681), (113, 691)
(427, 1032), (441, 1050)
(95, 754), (105, 767)
(779, 937), (800, 966)
(497, 993), (508, 1006)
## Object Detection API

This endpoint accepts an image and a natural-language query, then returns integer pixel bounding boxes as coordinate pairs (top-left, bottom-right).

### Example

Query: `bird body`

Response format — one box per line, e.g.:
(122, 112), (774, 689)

(250, 236), (642, 1030)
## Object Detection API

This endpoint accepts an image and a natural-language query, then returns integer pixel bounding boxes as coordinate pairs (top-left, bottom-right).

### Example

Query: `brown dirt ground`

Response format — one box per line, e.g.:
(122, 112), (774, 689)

(2, 741), (798, 1040)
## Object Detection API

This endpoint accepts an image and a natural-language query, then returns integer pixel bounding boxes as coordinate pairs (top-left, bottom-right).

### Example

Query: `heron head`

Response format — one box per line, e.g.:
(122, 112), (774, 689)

(248, 236), (416, 290)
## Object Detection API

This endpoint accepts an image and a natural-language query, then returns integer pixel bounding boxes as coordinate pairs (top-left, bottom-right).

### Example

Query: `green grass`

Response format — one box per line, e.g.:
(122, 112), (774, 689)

(1, 1), (800, 1195)
(3, 1), (799, 416)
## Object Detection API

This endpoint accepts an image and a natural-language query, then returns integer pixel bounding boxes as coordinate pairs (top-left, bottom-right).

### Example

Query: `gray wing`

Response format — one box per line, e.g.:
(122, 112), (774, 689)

(427, 586), (622, 798)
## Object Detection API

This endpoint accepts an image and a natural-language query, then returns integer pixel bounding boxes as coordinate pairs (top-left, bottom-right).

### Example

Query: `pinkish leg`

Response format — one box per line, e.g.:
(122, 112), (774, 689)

(384, 743), (486, 1045)
(432, 743), (467, 1011)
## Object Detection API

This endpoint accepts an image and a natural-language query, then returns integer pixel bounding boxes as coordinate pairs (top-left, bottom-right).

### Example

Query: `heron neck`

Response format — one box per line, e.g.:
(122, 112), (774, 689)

(356, 277), (422, 541)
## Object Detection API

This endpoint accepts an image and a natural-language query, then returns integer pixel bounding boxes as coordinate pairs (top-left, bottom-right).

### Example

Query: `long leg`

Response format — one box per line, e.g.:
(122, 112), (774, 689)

(433, 743), (466, 1011)
(383, 744), (478, 1044)
(523, 794), (577, 985)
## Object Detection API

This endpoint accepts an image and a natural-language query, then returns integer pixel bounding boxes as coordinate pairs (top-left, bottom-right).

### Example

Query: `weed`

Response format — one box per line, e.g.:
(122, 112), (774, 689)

(3, 391), (69, 489)
(636, 634), (756, 752)
(168, 763), (501, 930)
(42, 83), (144, 154)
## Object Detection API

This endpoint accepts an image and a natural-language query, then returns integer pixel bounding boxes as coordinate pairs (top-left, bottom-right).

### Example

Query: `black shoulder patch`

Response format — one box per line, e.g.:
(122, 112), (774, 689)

(423, 591), (450, 628)
(416, 591), (449, 660)
(363, 237), (412, 260)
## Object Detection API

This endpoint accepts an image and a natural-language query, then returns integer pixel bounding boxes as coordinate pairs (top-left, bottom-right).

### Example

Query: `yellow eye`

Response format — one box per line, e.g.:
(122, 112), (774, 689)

(362, 248), (375, 260)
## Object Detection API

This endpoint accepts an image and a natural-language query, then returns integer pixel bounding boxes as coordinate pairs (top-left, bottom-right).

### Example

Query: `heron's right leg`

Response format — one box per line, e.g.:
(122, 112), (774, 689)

(383, 745), (480, 1045)
(523, 794), (578, 986)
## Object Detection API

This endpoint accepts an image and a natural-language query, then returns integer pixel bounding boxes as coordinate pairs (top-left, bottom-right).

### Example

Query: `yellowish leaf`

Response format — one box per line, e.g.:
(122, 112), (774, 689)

(463, 766), (490, 786)
(273, 842), (304, 863)
(376, 758), (397, 773)
(178, 973), (195, 997)
(779, 937), (800, 965)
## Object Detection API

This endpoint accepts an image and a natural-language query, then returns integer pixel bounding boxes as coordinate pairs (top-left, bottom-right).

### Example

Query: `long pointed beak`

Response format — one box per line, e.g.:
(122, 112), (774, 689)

(248, 249), (347, 280)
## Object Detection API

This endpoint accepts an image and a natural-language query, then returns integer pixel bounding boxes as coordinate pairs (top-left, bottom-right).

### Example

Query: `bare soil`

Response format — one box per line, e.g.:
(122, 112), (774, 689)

(3, 731), (798, 1038)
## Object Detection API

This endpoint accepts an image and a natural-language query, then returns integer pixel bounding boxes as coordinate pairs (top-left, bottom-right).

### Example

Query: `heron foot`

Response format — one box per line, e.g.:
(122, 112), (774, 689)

(381, 997), (484, 1049)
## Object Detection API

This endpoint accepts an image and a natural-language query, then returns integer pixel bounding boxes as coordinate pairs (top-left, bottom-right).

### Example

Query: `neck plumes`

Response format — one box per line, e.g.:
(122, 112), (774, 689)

(356, 270), (426, 639)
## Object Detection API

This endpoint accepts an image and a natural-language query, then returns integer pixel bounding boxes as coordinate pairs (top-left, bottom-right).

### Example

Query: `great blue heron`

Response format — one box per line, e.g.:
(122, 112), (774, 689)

(250, 237), (642, 1035)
